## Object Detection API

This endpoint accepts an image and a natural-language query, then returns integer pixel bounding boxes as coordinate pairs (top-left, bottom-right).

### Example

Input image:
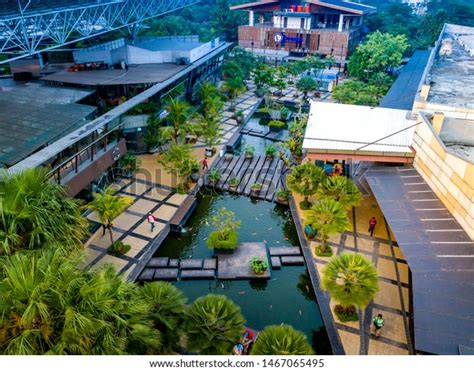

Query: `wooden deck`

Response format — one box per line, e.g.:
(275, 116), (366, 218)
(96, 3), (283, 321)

(170, 195), (197, 232)
(208, 154), (286, 202)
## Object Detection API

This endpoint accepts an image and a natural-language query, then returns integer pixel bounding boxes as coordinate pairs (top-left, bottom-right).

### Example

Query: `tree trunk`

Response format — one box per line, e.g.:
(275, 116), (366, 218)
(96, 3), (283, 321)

(108, 223), (114, 246)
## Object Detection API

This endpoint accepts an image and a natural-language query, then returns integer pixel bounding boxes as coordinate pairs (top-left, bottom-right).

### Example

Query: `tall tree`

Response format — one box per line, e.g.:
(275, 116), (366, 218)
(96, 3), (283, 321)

(158, 144), (197, 191)
(317, 176), (362, 210)
(305, 198), (350, 255)
(287, 163), (324, 209)
(184, 294), (245, 355)
(251, 325), (314, 355)
(159, 99), (198, 145)
(348, 31), (409, 80)
(221, 76), (246, 111)
(84, 186), (132, 246)
(0, 168), (87, 256)
(296, 77), (318, 101)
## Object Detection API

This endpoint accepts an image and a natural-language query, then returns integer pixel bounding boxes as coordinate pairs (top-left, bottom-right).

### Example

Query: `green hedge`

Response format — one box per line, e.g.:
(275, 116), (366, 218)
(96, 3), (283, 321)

(206, 230), (238, 250)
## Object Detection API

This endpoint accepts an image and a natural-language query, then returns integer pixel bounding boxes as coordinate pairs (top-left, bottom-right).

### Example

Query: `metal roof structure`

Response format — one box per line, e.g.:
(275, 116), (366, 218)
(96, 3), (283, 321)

(0, 83), (96, 167)
(303, 102), (417, 154)
(0, 0), (199, 64)
(365, 166), (474, 355)
(380, 49), (431, 111)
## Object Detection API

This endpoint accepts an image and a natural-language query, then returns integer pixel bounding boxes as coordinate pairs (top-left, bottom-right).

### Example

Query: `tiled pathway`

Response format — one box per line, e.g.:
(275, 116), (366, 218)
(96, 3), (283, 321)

(81, 87), (262, 279)
(293, 188), (414, 355)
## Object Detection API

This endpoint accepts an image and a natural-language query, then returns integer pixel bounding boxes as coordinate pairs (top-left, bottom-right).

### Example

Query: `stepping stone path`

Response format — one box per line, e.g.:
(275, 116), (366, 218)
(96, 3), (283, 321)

(281, 256), (305, 266)
(203, 258), (217, 270)
(139, 268), (154, 281)
(153, 268), (179, 280)
(180, 259), (203, 269)
(269, 246), (301, 256)
(217, 242), (271, 280)
(147, 257), (169, 268)
(181, 270), (215, 280)
(271, 256), (282, 270)
(168, 259), (179, 268)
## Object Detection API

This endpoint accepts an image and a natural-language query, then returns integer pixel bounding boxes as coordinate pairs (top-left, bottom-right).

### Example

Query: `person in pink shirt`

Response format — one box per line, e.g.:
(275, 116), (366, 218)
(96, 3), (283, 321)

(147, 213), (156, 232)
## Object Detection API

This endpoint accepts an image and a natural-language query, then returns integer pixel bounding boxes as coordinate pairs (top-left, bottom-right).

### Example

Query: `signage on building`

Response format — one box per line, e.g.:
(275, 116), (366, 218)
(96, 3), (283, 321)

(274, 33), (303, 43)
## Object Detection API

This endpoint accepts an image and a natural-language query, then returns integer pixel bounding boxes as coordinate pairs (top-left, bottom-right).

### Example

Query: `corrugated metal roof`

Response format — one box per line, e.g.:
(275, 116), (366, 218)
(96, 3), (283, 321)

(303, 102), (417, 154)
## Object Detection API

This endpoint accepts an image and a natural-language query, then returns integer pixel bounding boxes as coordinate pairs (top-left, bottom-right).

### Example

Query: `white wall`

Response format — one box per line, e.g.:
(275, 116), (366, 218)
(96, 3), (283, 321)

(273, 15), (311, 30)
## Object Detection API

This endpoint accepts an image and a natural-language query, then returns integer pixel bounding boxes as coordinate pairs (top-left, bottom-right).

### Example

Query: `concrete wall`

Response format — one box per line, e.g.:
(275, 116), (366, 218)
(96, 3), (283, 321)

(273, 15), (311, 30)
(412, 114), (474, 239)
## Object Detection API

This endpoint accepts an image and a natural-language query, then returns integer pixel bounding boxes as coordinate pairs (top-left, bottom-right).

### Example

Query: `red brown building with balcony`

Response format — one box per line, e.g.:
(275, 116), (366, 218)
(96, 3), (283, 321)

(230, 0), (376, 62)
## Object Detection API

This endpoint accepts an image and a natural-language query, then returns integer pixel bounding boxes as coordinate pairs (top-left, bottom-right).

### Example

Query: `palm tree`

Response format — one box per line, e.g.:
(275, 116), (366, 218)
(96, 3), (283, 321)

(0, 249), (161, 355)
(321, 253), (379, 311)
(140, 282), (187, 354)
(250, 325), (313, 355)
(184, 294), (245, 355)
(305, 198), (350, 255)
(197, 81), (223, 114)
(296, 76), (318, 101)
(222, 77), (246, 111)
(287, 162), (324, 209)
(159, 98), (199, 145)
(197, 104), (224, 150)
(84, 186), (132, 246)
(158, 143), (196, 191)
(143, 113), (162, 150)
(317, 176), (362, 210)
(0, 168), (87, 256)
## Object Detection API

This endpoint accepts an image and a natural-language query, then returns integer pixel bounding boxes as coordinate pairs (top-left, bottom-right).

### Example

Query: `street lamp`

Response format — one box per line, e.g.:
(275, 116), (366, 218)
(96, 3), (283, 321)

(251, 41), (254, 56)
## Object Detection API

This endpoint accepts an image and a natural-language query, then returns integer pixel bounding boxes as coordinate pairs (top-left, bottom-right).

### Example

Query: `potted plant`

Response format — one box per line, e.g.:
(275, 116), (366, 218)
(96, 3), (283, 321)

(265, 144), (276, 159)
(119, 152), (141, 178)
(244, 145), (255, 160)
(234, 110), (245, 125)
(207, 168), (221, 186)
(251, 182), (263, 195)
(304, 224), (317, 239)
(268, 120), (286, 132)
(250, 257), (269, 275)
(206, 207), (241, 254)
(280, 106), (291, 121)
(228, 177), (240, 192)
(190, 161), (200, 183)
(276, 188), (289, 204)
(224, 152), (233, 161)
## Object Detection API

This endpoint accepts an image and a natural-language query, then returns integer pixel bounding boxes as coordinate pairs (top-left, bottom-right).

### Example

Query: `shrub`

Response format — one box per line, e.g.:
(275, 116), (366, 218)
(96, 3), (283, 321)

(268, 120), (285, 129)
(108, 240), (131, 256)
(251, 182), (263, 192)
(334, 304), (358, 322)
(276, 188), (289, 200)
(207, 230), (239, 250)
(250, 257), (269, 274)
(208, 168), (221, 183)
(265, 144), (276, 157)
(315, 245), (333, 257)
(244, 145), (255, 157)
(280, 106), (290, 118)
(229, 177), (240, 187)
(251, 324), (314, 355)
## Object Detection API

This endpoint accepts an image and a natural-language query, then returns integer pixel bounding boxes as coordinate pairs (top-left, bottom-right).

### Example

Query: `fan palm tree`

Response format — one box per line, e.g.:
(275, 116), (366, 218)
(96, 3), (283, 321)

(184, 294), (245, 355)
(0, 168), (87, 256)
(287, 162), (324, 209)
(317, 176), (362, 210)
(84, 186), (132, 246)
(222, 77), (246, 111)
(0, 249), (161, 355)
(250, 324), (313, 355)
(306, 198), (350, 255)
(321, 253), (379, 312)
(159, 98), (199, 145)
(197, 81), (223, 114)
(140, 282), (187, 354)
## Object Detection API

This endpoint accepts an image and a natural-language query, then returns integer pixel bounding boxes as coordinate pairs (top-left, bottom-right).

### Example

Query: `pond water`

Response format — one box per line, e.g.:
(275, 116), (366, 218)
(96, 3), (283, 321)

(156, 191), (331, 354)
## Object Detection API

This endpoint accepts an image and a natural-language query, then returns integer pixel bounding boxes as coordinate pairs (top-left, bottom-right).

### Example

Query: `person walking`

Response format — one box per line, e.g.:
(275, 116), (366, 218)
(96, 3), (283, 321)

(371, 313), (385, 338)
(147, 212), (156, 232)
(368, 216), (377, 237)
(202, 157), (209, 171)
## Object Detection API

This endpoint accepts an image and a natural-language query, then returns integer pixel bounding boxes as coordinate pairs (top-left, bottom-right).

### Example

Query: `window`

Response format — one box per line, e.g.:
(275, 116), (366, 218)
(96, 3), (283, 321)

(300, 18), (305, 29)
(283, 17), (288, 28)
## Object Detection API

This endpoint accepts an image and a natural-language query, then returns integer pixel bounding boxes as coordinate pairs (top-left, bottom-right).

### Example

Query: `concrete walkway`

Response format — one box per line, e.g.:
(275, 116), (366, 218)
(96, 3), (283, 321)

(81, 86), (262, 279)
(292, 184), (413, 355)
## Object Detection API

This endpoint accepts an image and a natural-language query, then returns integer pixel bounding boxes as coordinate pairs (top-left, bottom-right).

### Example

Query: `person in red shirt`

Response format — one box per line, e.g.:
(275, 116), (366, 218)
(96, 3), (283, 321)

(202, 157), (209, 170)
(147, 213), (156, 232)
(368, 217), (377, 237)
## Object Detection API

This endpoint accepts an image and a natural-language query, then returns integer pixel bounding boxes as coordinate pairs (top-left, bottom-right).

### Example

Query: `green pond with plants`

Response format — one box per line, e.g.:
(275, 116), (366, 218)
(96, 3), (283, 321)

(155, 189), (331, 354)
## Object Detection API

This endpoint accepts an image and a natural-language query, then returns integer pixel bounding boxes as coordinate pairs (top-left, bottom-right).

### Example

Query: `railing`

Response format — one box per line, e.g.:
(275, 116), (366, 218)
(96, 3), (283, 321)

(48, 126), (122, 184)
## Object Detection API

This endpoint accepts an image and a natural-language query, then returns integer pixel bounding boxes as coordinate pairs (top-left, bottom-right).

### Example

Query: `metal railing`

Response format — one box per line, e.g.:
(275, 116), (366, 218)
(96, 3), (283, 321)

(48, 126), (122, 184)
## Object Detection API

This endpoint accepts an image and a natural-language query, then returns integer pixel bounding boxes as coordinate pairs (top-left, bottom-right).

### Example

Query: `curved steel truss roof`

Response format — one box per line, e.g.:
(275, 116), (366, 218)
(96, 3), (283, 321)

(0, 0), (198, 63)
